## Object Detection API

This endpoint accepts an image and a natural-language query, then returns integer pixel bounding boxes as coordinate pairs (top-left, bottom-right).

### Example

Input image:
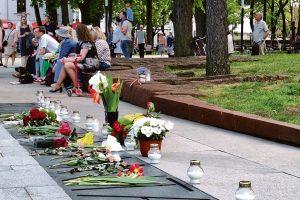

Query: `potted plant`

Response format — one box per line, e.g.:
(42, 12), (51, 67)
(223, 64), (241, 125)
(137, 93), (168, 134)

(89, 72), (122, 127)
(129, 115), (174, 157)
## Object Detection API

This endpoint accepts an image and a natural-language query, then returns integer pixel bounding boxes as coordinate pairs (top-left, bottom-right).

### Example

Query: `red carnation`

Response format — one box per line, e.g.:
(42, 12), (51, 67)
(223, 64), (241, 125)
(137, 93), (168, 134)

(54, 137), (69, 148)
(23, 115), (30, 126)
(57, 122), (73, 135)
(30, 112), (39, 120)
(37, 112), (47, 120)
(30, 108), (39, 115)
(112, 121), (123, 134)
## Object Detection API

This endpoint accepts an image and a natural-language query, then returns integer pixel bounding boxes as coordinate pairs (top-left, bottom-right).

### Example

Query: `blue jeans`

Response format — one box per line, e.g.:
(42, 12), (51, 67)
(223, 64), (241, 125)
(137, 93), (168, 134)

(54, 59), (63, 82)
(98, 62), (110, 71)
(121, 40), (132, 59)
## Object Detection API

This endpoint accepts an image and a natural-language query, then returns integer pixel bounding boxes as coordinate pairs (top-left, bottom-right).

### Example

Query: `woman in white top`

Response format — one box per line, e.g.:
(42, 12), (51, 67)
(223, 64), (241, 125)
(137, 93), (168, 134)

(4, 22), (18, 67)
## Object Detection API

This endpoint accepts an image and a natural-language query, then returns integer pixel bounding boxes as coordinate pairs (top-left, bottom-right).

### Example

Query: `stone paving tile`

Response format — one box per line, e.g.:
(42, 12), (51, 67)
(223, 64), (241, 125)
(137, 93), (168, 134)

(0, 139), (19, 147)
(0, 156), (38, 166)
(163, 133), (215, 152)
(137, 151), (300, 200)
(0, 166), (57, 188)
(26, 186), (72, 200)
(0, 166), (12, 172)
(0, 126), (16, 140)
(0, 188), (31, 200)
(0, 146), (30, 157)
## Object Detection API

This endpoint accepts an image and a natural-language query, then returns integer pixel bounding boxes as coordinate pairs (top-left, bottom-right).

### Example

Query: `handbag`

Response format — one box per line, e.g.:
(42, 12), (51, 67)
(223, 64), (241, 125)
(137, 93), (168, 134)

(2, 30), (14, 47)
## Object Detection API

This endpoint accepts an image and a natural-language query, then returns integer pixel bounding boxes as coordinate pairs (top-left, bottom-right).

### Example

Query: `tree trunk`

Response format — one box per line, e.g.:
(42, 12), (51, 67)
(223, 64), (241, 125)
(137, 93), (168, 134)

(61, 0), (69, 25)
(78, 2), (91, 24)
(206, 0), (229, 76)
(250, 0), (254, 31)
(280, 0), (287, 49)
(46, 0), (58, 25)
(195, 0), (206, 37)
(298, 6), (300, 34)
(173, 0), (194, 57)
(33, 3), (42, 26)
(271, 0), (275, 46)
(146, 0), (153, 46)
(108, 0), (113, 29)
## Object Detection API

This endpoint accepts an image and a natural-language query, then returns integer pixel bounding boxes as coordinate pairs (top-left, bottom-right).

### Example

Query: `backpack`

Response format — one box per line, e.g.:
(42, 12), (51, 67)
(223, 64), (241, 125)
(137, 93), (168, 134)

(17, 67), (34, 84)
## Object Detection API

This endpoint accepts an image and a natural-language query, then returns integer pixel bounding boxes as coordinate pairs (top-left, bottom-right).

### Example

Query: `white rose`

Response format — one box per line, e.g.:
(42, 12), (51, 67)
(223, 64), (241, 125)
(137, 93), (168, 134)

(98, 153), (106, 159)
(164, 121), (174, 131)
(153, 127), (162, 134)
(150, 118), (159, 127)
(112, 154), (121, 162)
(141, 126), (148, 135)
(147, 127), (154, 136)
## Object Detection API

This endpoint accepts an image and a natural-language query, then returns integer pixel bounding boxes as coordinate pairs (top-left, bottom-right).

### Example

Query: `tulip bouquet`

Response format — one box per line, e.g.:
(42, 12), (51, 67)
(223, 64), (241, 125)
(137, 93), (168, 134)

(89, 72), (122, 112)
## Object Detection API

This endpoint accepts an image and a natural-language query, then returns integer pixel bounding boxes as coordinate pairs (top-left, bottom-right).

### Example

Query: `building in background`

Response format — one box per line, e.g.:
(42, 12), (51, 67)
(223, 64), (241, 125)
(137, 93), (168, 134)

(0, 0), (75, 26)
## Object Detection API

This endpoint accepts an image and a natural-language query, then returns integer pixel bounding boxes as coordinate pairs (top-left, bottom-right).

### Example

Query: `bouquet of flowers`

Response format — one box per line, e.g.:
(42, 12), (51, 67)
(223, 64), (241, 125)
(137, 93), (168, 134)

(111, 113), (144, 143)
(129, 117), (174, 140)
(89, 72), (122, 112)
(22, 108), (57, 127)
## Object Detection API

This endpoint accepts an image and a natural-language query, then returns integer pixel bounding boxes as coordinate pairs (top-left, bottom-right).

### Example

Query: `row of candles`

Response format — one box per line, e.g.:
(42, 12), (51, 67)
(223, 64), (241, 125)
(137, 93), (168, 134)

(36, 91), (255, 199)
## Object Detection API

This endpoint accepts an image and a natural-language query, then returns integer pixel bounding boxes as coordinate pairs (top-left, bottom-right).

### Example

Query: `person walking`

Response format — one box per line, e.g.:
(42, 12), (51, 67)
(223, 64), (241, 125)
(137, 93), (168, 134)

(19, 16), (33, 67)
(119, 11), (132, 59)
(252, 12), (269, 55)
(136, 25), (146, 58)
(166, 31), (174, 57)
(157, 32), (166, 57)
(4, 22), (18, 67)
(0, 19), (4, 67)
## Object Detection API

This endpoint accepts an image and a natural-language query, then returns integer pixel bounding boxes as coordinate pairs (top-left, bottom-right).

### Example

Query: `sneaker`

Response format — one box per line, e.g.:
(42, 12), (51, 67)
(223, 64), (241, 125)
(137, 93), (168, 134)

(3, 65), (7, 68)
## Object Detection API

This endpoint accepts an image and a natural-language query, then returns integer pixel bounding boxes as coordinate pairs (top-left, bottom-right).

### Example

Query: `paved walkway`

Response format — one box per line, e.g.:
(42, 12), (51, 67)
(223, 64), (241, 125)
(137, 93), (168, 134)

(0, 60), (300, 200)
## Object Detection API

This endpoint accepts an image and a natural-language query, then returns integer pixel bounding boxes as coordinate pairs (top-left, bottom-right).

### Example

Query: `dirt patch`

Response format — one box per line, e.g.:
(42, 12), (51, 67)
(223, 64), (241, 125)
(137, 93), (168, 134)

(286, 106), (300, 115)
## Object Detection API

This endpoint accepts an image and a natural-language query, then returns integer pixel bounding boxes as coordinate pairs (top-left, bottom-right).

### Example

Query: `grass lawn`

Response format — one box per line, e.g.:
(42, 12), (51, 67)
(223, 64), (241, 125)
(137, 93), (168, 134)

(165, 53), (300, 125)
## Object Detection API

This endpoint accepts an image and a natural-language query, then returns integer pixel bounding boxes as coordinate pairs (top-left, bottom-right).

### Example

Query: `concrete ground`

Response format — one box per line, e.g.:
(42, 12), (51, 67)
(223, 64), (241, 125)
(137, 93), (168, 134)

(0, 58), (300, 200)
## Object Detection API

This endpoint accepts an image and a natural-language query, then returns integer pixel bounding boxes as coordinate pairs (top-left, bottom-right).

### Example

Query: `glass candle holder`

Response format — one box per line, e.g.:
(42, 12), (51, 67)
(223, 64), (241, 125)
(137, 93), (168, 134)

(235, 181), (255, 200)
(139, 74), (146, 83)
(148, 144), (161, 164)
(36, 91), (44, 104)
(71, 111), (81, 123)
(55, 100), (61, 109)
(40, 96), (46, 108)
(55, 105), (62, 121)
(49, 101), (56, 111)
(60, 106), (69, 120)
(124, 134), (136, 151)
(85, 115), (94, 131)
(101, 123), (110, 140)
(44, 97), (50, 109)
(187, 160), (204, 184)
